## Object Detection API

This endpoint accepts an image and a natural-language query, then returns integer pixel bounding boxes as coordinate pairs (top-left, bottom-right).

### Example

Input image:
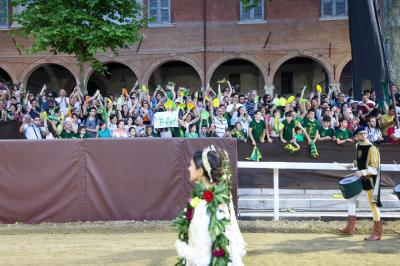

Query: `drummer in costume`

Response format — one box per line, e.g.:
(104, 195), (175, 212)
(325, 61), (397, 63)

(338, 127), (383, 241)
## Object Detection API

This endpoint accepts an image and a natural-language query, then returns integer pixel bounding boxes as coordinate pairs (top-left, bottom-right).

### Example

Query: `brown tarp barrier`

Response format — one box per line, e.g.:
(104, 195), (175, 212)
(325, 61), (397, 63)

(1, 122), (399, 192)
(237, 142), (400, 189)
(0, 139), (237, 224)
(0, 121), (25, 139)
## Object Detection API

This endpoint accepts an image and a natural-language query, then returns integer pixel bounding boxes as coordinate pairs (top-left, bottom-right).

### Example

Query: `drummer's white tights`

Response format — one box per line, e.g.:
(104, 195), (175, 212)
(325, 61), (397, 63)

(346, 190), (381, 221)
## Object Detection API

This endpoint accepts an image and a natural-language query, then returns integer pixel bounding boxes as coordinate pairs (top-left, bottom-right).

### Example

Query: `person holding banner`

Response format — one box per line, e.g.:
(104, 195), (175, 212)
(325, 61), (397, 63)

(338, 127), (382, 241)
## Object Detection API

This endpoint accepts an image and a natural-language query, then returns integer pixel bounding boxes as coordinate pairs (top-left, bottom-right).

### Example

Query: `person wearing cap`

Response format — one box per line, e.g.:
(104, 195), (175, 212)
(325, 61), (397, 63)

(338, 127), (382, 241)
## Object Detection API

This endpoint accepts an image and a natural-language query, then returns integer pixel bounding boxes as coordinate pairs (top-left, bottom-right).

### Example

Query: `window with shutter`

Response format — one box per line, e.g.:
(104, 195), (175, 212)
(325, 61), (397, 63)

(321, 0), (347, 18)
(335, 0), (347, 16)
(323, 0), (333, 17)
(148, 0), (170, 24)
(0, 0), (8, 28)
(148, 0), (158, 20)
(240, 6), (251, 21)
(240, 0), (264, 22)
(12, 4), (25, 28)
(253, 4), (263, 20)
(160, 0), (170, 23)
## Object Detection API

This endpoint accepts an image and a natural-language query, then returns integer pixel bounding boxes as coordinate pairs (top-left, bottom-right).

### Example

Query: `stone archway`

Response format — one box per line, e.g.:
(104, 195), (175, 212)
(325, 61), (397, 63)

(0, 63), (17, 87)
(207, 54), (268, 94)
(209, 58), (265, 95)
(86, 62), (138, 96)
(339, 61), (352, 95)
(272, 56), (331, 95)
(145, 59), (202, 92)
(25, 63), (77, 95)
(0, 67), (13, 87)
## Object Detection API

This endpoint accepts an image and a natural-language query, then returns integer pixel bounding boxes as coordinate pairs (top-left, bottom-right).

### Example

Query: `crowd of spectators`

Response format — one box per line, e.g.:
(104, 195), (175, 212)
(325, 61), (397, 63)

(0, 80), (399, 146)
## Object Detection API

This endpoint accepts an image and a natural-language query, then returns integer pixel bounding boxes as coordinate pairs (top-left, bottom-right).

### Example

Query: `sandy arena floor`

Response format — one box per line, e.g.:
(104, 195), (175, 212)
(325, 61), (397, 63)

(0, 221), (399, 266)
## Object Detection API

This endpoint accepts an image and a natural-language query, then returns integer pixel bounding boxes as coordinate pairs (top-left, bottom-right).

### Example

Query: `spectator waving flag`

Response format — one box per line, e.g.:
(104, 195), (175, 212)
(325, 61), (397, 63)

(246, 146), (262, 162)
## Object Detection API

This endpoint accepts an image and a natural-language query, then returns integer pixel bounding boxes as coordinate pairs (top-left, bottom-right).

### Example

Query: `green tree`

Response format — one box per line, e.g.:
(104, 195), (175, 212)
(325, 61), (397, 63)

(12, 0), (147, 93)
(382, 0), (400, 88)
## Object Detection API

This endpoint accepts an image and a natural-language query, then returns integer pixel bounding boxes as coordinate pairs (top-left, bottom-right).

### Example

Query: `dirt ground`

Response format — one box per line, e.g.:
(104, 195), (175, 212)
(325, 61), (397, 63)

(0, 221), (399, 266)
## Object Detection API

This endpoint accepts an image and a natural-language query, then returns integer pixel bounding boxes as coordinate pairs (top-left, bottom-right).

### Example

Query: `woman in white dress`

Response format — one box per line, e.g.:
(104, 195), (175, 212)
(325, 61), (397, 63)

(175, 145), (246, 266)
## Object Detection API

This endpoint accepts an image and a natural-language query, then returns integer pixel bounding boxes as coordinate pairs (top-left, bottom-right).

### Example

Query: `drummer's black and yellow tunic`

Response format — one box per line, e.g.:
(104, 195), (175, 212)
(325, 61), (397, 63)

(354, 140), (382, 219)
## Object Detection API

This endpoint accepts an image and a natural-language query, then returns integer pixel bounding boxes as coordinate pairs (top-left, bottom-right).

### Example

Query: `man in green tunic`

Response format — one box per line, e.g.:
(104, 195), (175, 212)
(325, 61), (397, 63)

(248, 110), (266, 146)
(302, 109), (318, 143)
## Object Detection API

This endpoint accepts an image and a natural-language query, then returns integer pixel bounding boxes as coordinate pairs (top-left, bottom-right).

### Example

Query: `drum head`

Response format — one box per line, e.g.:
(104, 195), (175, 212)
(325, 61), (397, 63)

(339, 176), (360, 185)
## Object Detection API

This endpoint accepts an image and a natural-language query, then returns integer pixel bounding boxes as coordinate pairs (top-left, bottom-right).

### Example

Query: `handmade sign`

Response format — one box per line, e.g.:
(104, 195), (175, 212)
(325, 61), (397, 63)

(154, 111), (179, 129)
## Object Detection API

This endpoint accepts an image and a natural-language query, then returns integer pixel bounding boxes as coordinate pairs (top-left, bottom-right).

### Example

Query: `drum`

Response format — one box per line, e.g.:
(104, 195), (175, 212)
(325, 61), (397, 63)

(339, 176), (363, 199)
(394, 184), (400, 200)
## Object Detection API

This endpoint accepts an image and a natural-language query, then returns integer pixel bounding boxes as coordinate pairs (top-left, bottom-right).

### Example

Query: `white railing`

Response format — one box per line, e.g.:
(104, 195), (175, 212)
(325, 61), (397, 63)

(237, 161), (400, 220)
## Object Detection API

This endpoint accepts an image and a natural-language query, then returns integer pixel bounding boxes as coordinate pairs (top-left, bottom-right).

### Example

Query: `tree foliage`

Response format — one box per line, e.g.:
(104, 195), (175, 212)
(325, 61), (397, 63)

(12, 0), (147, 87)
(241, 0), (262, 10)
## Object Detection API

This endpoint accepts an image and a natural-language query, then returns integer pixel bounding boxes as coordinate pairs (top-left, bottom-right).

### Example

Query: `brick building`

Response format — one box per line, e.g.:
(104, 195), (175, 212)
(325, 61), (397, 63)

(0, 0), (352, 96)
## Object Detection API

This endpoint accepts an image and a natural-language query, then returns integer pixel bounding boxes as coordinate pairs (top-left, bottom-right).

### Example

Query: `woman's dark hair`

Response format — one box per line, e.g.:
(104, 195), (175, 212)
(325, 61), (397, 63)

(78, 126), (86, 133)
(192, 147), (229, 184)
(188, 123), (197, 131)
(47, 121), (57, 136)
(236, 106), (244, 117)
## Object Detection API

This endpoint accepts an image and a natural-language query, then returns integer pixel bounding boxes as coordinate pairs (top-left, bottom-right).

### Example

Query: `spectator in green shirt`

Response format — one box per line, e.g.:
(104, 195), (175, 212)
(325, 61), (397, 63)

(231, 122), (247, 142)
(98, 122), (111, 138)
(185, 124), (199, 138)
(55, 121), (78, 139)
(77, 126), (90, 139)
(336, 117), (354, 145)
(302, 109), (319, 143)
(280, 111), (296, 143)
(318, 116), (335, 141)
(248, 110), (266, 146)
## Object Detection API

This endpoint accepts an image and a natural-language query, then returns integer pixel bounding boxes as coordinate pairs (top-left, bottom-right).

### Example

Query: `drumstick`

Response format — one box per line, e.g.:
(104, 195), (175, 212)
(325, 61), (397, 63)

(393, 160), (400, 171)
(334, 162), (353, 169)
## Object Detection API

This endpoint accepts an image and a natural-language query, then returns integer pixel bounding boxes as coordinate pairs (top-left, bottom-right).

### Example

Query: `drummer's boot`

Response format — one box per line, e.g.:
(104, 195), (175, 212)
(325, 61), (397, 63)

(338, 216), (356, 235)
(364, 221), (383, 241)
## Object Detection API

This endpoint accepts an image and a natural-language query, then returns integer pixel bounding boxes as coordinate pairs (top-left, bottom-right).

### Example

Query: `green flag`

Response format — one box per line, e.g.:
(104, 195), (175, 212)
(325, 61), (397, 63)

(310, 141), (319, 158)
(246, 146), (262, 162)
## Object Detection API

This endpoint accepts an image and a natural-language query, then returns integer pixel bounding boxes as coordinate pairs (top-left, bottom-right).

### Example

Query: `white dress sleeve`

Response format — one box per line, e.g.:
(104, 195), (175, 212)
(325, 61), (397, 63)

(225, 201), (246, 266)
(175, 200), (212, 266)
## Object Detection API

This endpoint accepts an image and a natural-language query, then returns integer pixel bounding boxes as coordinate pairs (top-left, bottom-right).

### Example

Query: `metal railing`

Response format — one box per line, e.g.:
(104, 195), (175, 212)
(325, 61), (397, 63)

(237, 161), (400, 220)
